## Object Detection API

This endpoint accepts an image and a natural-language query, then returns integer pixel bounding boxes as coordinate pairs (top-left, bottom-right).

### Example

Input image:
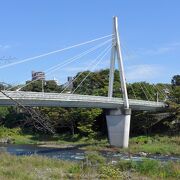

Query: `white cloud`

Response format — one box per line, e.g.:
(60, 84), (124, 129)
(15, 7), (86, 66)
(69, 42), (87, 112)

(126, 64), (164, 82)
(123, 42), (180, 60)
(0, 44), (11, 50)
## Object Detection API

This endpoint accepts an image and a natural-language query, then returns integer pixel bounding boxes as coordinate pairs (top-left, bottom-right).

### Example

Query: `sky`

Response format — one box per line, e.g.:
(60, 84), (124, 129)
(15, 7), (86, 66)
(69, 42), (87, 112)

(0, 0), (179, 85)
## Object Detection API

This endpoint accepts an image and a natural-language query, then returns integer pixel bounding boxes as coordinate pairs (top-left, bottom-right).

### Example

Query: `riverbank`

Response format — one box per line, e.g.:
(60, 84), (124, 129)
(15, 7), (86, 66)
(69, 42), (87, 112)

(0, 152), (179, 179)
(0, 127), (180, 179)
(0, 127), (180, 156)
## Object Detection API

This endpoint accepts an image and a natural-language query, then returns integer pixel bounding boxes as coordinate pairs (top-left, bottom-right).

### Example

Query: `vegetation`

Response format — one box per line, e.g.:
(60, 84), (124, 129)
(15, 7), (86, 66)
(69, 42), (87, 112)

(117, 159), (180, 179)
(128, 135), (180, 155)
(0, 153), (179, 179)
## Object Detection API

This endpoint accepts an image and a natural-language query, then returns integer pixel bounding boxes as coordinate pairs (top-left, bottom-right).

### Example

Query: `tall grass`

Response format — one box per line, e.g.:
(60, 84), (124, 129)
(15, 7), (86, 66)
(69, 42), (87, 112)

(0, 153), (179, 179)
(128, 135), (180, 155)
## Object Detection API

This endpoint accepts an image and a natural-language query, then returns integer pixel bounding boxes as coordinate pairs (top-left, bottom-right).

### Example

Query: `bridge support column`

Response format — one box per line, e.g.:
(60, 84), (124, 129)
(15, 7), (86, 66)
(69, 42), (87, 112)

(106, 108), (131, 148)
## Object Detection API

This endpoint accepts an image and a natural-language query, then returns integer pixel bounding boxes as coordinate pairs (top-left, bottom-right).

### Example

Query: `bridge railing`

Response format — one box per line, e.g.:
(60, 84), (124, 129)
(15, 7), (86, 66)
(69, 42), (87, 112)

(0, 91), (165, 108)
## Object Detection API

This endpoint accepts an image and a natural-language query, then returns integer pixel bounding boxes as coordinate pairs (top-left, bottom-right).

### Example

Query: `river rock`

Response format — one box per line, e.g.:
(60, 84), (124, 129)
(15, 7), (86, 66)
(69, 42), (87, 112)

(0, 137), (14, 144)
(139, 152), (148, 157)
(111, 160), (117, 164)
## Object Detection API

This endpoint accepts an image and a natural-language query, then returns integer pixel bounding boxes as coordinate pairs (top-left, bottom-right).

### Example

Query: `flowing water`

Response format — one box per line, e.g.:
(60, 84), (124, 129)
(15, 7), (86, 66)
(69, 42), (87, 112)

(0, 144), (179, 162)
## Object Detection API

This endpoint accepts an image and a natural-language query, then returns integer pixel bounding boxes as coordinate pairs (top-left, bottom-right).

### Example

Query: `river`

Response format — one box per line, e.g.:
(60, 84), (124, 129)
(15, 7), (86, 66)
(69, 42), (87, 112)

(0, 144), (179, 162)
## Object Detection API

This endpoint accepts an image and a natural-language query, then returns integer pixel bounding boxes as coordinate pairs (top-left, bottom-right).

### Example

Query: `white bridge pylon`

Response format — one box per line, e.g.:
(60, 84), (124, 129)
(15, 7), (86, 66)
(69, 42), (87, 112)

(106, 16), (131, 148)
(108, 17), (129, 108)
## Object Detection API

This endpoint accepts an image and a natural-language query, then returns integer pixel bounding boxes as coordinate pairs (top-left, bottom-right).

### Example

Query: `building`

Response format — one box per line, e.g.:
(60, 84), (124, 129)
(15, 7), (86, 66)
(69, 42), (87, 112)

(62, 76), (74, 92)
(32, 71), (45, 81)
(67, 76), (73, 90)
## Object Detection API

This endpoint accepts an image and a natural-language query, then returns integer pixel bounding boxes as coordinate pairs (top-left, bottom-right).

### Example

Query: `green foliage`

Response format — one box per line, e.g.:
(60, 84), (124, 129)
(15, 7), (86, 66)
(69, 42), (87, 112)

(76, 108), (102, 137)
(0, 153), (179, 179)
(0, 107), (9, 118)
(130, 136), (153, 144)
(84, 152), (105, 166)
(133, 159), (160, 175)
(163, 77), (180, 134)
(37, 107), (102, 137)
(0, 126), (37, 144)
(129, 135), (180, 155)
(163, 161), (180, 178)
(171, 74), (180, 86)
(22, 80), (62, 92)
(0, 126), (21, 138)
(132, 160), (180, 178)
(0, 153), (76, 179)
(67, 164), (81, 174)
(171, 86), (180, 103)
(2, 107), (27, 129)
(117, 160), (133, 171)
(73, 69), (110, 96)
(99, 165), (123, 179)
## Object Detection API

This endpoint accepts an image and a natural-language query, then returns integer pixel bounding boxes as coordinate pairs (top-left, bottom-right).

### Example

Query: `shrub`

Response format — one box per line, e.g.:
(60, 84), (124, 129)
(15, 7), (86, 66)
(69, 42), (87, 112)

(84, 152), (105, 166)
(0, 127), (22, 138)
(99, 165), (123, 178)
(67, 164), (81, 174)
(117, 160), (134, 171)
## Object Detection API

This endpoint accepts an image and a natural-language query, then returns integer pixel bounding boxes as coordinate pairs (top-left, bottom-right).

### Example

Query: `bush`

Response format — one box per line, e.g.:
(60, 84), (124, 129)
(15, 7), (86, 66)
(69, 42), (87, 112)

(0, 126), (22, 138)
(99, 165), (123, 178)
(130, 136), (153, 144)
(117, 160), (134, 171)
(84, 152), (105, 166)
(67, 164), (81, 174)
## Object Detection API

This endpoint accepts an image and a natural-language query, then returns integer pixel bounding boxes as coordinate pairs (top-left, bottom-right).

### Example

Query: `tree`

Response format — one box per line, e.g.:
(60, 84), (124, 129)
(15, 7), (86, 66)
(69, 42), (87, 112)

(22, 80), (62, 92)
(171, 75), (180, 86)
(75, 108), (102, 138)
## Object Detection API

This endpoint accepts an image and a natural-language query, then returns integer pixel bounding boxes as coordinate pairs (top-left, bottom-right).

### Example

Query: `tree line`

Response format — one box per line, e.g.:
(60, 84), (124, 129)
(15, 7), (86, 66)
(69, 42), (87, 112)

(0, 70), (179, 137)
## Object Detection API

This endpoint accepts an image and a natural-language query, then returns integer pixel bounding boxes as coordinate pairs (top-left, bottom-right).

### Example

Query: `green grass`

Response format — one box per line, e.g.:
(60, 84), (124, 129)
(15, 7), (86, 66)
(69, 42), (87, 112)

(117, 159), (180, 179)
(0, 153), (179, 179)
(0, 153), (116, 179)
(0, 153), (77, 179)
(0, 127), (38, 144)
(127, 135), (180, 155)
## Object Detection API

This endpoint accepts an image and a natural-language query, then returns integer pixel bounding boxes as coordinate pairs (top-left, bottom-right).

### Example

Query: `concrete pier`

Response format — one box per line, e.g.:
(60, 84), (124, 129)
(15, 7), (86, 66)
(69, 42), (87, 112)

(106, 108), (131, 148)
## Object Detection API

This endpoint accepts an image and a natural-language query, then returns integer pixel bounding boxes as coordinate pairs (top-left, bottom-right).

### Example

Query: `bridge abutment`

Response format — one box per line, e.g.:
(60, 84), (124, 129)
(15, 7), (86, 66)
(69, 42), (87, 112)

(106, 108), (131, 148)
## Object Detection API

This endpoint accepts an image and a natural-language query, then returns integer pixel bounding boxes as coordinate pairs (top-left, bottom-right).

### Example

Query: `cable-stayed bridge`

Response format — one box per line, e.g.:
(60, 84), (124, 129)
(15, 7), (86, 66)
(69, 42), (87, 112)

(0, 91), (165, 111)
(0, 17), (167, 148)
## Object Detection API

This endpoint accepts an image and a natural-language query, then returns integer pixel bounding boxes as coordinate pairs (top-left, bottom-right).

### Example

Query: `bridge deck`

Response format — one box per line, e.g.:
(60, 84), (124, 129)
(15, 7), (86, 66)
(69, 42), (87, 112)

(0, 91), (166, 111)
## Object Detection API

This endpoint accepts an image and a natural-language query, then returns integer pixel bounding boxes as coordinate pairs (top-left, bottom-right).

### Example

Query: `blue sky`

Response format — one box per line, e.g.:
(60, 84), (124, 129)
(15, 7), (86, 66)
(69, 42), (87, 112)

(0, 0), (179, 85)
